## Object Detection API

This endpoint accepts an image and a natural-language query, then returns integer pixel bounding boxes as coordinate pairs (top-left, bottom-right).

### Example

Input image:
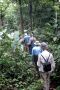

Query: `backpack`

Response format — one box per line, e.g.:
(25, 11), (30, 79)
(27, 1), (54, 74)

(24, 36), (30, 45)
(41, 54), (51, 72)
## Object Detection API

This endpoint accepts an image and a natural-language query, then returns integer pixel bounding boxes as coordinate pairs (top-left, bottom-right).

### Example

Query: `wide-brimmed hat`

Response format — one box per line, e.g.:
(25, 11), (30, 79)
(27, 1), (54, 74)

(34, 41), (40, 46)
(41, 42), (48, 49)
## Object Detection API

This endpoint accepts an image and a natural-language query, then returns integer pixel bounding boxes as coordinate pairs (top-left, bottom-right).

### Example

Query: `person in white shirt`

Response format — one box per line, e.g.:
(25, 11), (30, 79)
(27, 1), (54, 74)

(37, 42), (55, 90)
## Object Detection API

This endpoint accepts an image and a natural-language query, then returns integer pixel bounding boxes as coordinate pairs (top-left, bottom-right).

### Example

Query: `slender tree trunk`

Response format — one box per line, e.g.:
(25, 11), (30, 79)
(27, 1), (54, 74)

(18, 0), (24, 33)
(55, 10), (58, 33)
(53, 0), (57, 34)
(29, 0), (33, 31)
(0, 10), (4, 27)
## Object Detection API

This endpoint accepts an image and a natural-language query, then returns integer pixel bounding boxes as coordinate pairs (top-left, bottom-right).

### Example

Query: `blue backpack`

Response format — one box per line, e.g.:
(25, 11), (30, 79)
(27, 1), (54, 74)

(24, 35), (30, 45)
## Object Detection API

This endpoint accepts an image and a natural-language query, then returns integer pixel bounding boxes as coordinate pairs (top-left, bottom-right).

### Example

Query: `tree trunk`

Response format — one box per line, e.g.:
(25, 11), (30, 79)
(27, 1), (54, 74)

(18, 0), (24, 33)
(0, 10), (4, 27)
(53, 10), (58, 34)
(29, 0), (33, 31)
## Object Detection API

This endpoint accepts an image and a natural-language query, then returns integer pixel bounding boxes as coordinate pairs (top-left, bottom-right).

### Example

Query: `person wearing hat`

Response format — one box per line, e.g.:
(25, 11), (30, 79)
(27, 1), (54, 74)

(32, 41), (42, 78)
(37, 42), (55, 90)
(23, 32), (30, 52)
(28, 33), (36, 54)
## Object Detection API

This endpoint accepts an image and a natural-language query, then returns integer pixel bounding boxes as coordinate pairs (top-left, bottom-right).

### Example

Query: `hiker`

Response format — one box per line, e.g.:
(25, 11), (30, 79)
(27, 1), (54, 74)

(19, 35), (24, 43)
(24, 32), (30, 52)
(37, 42), (55, 90)
(19, 35), (24, 51)
(32, 41), (42, 77)
(28, 33), (36, 54)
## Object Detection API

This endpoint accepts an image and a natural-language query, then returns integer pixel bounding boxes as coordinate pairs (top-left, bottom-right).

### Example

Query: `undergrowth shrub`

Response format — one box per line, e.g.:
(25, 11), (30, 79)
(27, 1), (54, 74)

(0, 33), (43, 90)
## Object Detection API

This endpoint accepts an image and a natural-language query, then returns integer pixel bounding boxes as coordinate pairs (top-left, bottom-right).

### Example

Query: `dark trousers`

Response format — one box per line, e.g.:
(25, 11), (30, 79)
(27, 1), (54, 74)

(32, 55), (40, 77)
(29, 44), (34, 54)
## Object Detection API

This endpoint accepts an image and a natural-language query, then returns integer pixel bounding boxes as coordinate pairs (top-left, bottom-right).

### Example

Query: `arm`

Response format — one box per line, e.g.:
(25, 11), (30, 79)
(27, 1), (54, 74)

(20, 38), (24, 43)
(51, 54), (55, 72)
(37, 54), (41, 68)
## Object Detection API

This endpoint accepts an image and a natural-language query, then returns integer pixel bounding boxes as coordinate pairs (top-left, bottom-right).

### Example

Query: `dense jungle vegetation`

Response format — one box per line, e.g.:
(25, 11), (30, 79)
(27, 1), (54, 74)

(0, 0), (60, 90)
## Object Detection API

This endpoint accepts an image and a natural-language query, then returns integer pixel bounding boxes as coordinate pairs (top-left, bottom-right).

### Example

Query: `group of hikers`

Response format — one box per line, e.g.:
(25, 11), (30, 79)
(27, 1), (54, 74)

(20, 32), (36, 54)
(20, 30), (55, 90)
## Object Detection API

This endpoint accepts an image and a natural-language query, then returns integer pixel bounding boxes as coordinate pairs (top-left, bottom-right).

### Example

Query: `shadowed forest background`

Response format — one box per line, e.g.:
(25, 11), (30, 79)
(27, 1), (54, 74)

(0, 0), (60, 90)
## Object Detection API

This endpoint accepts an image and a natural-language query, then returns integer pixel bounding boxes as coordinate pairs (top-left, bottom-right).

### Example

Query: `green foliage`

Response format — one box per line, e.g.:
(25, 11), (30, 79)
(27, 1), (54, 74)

(0, 0), (60, 89)
(27, 80), (43, 90)
(0, 0), (19, 32)
(56, 86), (60, 90)
(0, 32), (43, 90)
(5, 3), (18, 32)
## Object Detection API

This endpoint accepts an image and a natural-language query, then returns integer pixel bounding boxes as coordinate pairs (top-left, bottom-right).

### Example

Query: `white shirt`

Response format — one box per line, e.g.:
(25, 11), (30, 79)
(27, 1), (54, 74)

(37, 50), (55, 72)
